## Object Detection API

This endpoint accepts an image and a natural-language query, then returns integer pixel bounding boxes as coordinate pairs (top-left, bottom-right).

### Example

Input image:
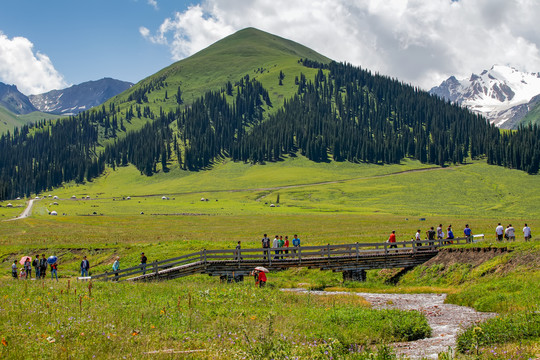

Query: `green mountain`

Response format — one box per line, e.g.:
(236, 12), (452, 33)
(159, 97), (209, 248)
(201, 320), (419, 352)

(103, 27), (331, 138)
(0, 28), (539, 200)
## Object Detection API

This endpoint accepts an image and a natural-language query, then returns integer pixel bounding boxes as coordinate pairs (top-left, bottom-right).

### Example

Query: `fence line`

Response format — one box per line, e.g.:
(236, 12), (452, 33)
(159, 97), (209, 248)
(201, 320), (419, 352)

(90, 237), (470, 282)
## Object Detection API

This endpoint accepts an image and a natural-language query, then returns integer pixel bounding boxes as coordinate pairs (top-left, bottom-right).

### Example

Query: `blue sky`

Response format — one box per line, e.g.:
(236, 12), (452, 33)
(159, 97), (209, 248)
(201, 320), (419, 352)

(0, 0), (195, 92)
(1, 0), (540, 95)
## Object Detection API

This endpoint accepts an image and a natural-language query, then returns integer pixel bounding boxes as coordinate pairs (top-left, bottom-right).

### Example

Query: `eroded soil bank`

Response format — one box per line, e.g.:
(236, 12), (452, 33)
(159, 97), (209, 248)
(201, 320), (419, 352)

(284, 289), (496, 359)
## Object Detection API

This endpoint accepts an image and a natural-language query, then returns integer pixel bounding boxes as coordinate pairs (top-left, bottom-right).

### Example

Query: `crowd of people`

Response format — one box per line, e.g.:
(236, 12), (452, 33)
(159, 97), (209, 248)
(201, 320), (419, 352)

(11, 253), (58, 281)
(495, 223), (532, 242)
(387, 223), (534, 245)
(260, 233), (301, 259)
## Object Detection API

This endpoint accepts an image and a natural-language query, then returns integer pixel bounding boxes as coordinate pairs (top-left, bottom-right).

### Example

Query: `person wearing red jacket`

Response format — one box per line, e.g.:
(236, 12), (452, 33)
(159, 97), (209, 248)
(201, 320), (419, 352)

(388, 231), (397, 249)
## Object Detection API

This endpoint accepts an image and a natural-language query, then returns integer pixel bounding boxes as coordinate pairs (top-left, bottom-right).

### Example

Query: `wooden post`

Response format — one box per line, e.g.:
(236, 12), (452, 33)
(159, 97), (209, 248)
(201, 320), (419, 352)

(384, 243), (388, 255)
(153, 260), (158, 276)
(355, 242), (359, 263)
(298, 246), (302, 265)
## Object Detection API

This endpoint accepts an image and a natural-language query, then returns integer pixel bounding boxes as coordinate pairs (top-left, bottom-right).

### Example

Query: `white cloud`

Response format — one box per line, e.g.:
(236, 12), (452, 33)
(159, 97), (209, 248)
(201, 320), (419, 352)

(141, 0), (540, 89)
(0, 32), (67, 95)
(147, 0), (158, 10)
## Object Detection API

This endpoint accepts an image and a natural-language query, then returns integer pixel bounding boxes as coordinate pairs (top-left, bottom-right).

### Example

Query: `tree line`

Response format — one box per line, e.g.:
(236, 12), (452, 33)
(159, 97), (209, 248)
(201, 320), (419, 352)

(0, 60), (538, 200)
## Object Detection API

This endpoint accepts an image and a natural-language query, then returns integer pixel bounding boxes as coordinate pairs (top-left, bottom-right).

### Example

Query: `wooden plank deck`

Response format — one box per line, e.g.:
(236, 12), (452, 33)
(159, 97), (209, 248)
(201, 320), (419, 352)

(90, 238), (469, 282)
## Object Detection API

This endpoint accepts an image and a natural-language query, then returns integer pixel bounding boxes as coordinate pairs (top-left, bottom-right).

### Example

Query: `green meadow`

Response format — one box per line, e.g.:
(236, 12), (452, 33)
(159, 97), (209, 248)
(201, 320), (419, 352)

(1, 157), (539, 359)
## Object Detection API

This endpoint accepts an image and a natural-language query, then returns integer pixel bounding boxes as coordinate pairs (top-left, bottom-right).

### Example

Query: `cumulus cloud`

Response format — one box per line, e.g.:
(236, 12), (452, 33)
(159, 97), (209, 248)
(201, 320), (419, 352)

(0, 32), (67, 95)
(140, 0), (540, 89)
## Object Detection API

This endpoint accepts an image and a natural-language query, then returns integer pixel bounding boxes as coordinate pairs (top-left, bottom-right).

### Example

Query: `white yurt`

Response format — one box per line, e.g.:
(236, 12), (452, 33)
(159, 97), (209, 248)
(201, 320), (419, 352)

(50, 211), (58, 216)
(53, 196), (59, 200)
(7, 203), (13, 207)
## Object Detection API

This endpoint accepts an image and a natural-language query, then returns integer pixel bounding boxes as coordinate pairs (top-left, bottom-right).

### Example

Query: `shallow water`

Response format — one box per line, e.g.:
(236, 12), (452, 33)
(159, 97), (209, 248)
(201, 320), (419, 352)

(283, 289), (496, 359)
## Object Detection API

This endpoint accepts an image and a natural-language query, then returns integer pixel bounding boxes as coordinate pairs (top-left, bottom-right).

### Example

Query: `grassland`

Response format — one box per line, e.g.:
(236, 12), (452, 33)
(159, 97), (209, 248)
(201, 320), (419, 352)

(1, 157), (539, 359)
(0, 105), (60, 133)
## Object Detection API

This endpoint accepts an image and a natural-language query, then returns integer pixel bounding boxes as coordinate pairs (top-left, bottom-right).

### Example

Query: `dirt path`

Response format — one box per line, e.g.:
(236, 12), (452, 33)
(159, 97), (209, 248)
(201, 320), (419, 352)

(4, 198), (36, 221)
(283, 289), (495, 359)
(123, 165), (451, 201)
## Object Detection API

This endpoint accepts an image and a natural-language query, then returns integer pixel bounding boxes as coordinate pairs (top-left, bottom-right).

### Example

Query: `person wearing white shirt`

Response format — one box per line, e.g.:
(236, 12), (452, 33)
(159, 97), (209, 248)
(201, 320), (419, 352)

(495, 223), (504, 242)
(523, 223), (531, 241)
(415, 230), (421, 242)
(272, 235), (280, 259)
(506, 225), (515, 241)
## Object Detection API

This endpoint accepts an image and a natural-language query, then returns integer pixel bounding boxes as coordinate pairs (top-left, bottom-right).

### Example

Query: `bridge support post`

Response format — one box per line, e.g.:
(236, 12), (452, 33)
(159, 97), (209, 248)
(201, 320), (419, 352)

(342, 269), (366, 282)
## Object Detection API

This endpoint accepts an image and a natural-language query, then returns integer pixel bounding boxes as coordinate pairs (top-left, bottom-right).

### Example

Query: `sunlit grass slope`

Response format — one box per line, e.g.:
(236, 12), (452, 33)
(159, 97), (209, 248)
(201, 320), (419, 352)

(103, 27), (332, 140)
(0, 106), (59, 133)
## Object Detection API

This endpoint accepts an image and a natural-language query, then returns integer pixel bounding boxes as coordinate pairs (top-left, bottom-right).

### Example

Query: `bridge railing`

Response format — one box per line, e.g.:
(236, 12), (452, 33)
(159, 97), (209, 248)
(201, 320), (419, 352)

(90, 237), (471, 281)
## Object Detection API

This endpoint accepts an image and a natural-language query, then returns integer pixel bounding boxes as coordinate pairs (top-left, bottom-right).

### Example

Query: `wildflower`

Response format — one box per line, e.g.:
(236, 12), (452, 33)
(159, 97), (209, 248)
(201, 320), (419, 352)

(80, 332), (85, 336)
(1, 338), (7, 346)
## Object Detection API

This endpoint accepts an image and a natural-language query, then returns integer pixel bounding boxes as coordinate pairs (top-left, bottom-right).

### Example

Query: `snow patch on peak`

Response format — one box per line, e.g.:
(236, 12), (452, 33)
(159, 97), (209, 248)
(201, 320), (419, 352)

(430, 65), (540, 128)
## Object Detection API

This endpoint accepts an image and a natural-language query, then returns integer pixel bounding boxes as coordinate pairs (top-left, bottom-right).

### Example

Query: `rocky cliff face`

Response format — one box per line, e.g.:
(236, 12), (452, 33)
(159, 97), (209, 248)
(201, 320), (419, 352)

(0, 82), (38, 114)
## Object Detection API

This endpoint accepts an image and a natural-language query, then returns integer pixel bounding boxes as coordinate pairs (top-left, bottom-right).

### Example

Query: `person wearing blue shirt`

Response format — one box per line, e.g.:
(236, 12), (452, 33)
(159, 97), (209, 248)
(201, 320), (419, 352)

(464, 224), (473, 243)
(292, 234), (301, 258)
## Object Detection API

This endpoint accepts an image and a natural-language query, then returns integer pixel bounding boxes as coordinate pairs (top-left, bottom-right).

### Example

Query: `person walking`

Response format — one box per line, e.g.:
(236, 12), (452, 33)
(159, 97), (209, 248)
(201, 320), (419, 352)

(33, 254), (41, 279)
(272, 235), (279, 259)
(140, 253), (147, 275)
(11, 260), (18, 279)
(415, 229), (422, 242)
(24, 257), (32, 279)
(388, 230), (397, 249)
(40, 254), (47, 279)
(464, 224), (473, 243)
(50, 262), (58, 282)
(523, 223), (532, 241)
(261, 234), (270, 260)
(80, 256), (90, 277)
(495, 223), (504, 242)
(112, 257), (120, 281)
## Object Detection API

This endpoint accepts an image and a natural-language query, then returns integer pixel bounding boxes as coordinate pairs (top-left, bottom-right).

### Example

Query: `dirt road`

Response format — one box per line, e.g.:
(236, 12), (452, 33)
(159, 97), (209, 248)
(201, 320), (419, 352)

(4, 198), (36, 221)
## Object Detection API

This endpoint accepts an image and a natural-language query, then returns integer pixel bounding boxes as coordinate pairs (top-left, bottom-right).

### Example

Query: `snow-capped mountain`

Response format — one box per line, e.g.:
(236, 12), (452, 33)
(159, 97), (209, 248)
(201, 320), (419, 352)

(429, 65), (540, 128)
(29, 78), (133, 115)
(0, 82), (38, 114)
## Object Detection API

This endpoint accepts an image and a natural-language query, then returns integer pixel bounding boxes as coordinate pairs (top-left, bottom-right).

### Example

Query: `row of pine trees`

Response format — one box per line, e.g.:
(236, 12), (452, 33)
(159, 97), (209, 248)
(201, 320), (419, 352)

(0, 61), (538, 200)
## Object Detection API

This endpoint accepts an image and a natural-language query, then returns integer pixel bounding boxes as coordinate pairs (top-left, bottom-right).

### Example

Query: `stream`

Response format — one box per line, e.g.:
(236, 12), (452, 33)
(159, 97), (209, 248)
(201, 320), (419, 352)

(283, 289), (496, 359)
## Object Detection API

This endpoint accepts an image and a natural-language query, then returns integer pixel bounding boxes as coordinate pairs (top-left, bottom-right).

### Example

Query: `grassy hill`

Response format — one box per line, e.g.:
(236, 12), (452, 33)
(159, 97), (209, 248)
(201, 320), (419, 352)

(101, 28), (331, 142)
(0, 105), (59, 133)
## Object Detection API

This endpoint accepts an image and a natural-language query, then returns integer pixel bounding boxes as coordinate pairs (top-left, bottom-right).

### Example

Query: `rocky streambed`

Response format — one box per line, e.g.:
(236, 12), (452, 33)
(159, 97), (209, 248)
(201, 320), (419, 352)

(283, 289), (496, 359)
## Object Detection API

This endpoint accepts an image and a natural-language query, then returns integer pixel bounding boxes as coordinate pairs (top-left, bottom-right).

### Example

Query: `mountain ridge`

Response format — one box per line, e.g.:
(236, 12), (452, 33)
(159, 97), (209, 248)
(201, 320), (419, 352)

(429, 65), (540, 129)
(29, 77), (133, 115)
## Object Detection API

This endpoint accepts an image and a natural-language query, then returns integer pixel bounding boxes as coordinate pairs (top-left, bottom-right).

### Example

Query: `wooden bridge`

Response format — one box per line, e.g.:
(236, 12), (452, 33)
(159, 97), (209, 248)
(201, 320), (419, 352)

(90, 237), (472, 283)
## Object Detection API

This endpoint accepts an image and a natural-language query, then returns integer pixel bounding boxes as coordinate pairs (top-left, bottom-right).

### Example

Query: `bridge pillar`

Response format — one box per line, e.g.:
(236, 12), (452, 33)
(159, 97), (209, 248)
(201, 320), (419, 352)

(220, 274), (244, 283)
(342, 269), (366, 282)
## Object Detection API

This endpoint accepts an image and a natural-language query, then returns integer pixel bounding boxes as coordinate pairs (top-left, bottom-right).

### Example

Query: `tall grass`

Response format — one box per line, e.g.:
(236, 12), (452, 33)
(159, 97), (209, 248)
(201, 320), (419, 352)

(0, 278), (426, 359)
